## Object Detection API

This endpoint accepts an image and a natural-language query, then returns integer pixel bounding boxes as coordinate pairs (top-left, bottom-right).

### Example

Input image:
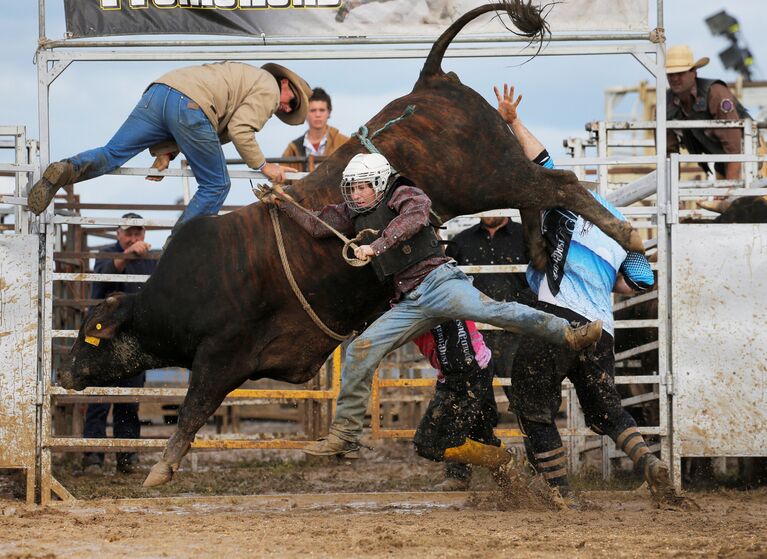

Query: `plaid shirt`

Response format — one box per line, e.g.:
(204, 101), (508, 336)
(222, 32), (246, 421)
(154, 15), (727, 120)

(278, 184), (449, 301)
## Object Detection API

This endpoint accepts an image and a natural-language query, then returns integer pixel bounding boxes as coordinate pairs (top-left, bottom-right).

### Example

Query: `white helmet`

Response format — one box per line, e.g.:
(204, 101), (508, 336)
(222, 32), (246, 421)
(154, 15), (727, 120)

(340, 153), (393, 213)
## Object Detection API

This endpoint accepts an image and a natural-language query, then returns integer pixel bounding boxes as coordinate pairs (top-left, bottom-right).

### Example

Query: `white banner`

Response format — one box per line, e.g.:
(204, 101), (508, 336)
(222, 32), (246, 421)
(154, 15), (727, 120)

(65, 0), (650, 39)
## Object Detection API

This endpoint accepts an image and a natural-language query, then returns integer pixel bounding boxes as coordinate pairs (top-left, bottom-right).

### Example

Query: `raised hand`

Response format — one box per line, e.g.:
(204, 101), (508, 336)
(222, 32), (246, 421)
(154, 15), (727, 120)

(493, 83), (522, 125)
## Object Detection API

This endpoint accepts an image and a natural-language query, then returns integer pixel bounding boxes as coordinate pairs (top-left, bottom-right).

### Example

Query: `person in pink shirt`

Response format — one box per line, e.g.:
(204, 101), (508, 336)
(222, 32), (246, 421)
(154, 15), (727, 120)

(412, 319), (506, 482)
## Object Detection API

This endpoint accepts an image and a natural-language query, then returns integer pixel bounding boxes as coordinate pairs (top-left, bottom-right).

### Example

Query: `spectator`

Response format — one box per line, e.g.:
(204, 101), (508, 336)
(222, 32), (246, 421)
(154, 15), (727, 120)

(666, 44), (751, 180)
(82, 213), (158, 475)
(282, 88), (349, 172)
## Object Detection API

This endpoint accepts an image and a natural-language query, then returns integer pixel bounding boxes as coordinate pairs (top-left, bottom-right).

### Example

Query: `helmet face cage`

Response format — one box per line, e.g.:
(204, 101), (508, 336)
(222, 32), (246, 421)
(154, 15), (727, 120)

(340, 154), (392, 213)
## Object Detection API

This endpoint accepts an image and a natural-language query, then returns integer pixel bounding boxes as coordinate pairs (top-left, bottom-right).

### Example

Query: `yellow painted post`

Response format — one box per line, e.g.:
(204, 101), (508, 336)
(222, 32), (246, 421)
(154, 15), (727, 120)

(331, 346), (341, 418)
(370, 369), (380, 438)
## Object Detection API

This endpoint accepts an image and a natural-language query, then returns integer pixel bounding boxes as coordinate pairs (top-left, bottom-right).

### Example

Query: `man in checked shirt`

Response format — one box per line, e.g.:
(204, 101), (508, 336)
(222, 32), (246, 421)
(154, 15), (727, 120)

(264, 152), (604, 460)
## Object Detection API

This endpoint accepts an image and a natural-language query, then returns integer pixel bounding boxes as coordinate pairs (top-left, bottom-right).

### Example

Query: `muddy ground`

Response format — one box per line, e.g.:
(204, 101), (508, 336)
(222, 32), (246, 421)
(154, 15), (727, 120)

(1, 441), (766, 558)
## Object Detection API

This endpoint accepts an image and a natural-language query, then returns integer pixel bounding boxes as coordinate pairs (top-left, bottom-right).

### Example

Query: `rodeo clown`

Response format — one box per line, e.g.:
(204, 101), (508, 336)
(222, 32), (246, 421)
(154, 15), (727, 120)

(494, 82), (679, 503)
(260, 151), (604, 461)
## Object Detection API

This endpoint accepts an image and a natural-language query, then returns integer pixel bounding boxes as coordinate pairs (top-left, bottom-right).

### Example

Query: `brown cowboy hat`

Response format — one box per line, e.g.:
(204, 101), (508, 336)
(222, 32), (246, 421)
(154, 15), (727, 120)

(666, 45), (709, 74)
(261, 63), (312, 125)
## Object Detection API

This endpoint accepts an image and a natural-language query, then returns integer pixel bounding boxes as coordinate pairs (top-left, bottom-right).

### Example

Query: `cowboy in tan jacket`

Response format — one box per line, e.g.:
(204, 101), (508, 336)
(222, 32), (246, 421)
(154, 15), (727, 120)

(28, 61), (310, 236)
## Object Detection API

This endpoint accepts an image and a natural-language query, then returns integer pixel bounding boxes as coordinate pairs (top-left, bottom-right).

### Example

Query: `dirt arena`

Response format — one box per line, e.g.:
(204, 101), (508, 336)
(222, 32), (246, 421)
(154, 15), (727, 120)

(1, 442), (766, 558)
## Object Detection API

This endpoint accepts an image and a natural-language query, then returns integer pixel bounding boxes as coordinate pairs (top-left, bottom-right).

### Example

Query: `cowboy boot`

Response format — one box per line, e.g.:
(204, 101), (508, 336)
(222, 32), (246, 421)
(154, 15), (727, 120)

(27, 160), (78, 215)
(642, 454), (677, 500)
(303, 432), (361, 458)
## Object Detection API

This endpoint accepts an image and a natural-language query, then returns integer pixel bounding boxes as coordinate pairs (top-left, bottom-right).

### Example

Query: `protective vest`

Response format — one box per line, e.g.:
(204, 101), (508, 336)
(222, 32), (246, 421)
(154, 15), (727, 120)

(353, 179), (443, 283)
(667, 78), (751, 174)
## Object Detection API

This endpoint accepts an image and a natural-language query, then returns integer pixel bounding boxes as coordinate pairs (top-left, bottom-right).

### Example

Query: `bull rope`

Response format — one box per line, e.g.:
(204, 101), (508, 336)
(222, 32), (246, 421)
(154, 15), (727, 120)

(352, 104), (416, 159)
(268, 205), (355, 341)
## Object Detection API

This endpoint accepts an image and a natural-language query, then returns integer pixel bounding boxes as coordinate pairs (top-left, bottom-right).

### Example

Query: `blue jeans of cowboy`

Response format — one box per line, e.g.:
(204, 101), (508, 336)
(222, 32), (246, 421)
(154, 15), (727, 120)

(330, 262), (571, 443)
(67, 83), (230, 234)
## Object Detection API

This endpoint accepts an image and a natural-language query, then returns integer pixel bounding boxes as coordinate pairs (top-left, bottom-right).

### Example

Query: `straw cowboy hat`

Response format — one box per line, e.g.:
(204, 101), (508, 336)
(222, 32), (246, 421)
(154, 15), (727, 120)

(261, 63), (312, 125)
(665, 45), (710, 74)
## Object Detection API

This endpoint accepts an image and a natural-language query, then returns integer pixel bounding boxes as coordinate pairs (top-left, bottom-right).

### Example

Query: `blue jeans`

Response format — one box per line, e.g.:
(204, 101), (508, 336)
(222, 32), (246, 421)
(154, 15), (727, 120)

(330, 262), (571, 442)
(82, 371), (146, 467)
(68, 83), (230, 233)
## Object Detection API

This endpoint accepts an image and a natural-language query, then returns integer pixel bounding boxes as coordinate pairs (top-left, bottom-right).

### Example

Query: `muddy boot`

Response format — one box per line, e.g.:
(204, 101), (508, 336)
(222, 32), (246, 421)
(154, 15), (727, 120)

(444, 439), (511, 469)
(552, 484), (590, 510)
(564, 320), (603, 351)
(27, 160), (77, 215)
(642, 454), (682, 504)
(303, 432), (361, 458)
(643, 455), (673, 494)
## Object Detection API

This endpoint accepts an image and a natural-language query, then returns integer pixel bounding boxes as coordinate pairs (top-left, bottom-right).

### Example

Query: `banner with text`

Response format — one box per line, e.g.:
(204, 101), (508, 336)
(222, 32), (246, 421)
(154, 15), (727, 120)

(63, 0), (649, 39)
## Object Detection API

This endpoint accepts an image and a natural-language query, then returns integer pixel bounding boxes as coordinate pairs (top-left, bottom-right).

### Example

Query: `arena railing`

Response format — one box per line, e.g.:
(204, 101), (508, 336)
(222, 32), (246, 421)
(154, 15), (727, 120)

(31, 0), (671, 501)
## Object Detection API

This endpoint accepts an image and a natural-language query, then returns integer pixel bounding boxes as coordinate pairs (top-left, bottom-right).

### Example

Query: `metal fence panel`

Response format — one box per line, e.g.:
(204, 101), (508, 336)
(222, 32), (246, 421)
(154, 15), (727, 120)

(671, 223), (767, 457)
(0, 235), (39, 504)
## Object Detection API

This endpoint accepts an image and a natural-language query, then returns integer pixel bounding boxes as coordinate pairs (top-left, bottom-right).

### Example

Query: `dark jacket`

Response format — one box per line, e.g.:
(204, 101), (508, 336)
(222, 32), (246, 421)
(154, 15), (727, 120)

(91, 242), (159, 300)
(446, 220), (530, 304)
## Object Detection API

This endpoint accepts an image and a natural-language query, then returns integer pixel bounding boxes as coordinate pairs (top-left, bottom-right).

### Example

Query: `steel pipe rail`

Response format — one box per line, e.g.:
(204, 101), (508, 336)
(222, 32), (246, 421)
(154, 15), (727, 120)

(41, 31), (655, 51)
(48, 386), (338, 401)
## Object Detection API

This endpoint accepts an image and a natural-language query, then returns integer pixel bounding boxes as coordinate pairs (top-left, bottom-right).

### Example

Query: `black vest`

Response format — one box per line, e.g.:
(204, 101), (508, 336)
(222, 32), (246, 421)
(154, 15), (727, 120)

(353, 180), (443, 283)
(667, 78), (751, 175)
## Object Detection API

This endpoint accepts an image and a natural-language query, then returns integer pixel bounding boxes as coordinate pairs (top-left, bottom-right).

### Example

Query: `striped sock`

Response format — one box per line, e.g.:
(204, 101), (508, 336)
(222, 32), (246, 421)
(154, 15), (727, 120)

(615, 426), (651, 470)
(533, 446), (569, 488)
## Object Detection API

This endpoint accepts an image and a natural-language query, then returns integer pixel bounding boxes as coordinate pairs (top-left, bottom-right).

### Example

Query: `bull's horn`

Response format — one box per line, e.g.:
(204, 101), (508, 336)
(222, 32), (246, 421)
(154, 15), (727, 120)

(697, 198), (732, 214)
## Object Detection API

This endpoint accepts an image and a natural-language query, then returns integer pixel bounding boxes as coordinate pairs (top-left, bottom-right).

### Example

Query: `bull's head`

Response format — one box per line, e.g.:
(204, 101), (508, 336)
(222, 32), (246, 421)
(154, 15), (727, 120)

(59, 293), (148, 390)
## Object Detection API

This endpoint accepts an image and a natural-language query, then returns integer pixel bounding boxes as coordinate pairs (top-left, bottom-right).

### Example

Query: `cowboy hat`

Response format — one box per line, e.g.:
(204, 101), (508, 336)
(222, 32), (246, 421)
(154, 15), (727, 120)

(261, 63), (312, 125)
(666, 45), (709, 74)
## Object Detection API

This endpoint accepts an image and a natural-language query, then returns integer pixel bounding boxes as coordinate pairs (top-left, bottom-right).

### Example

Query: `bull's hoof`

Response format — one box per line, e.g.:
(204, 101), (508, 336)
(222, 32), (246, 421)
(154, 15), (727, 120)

(627, 229), (645, 254)
(143, 461), (175, 487)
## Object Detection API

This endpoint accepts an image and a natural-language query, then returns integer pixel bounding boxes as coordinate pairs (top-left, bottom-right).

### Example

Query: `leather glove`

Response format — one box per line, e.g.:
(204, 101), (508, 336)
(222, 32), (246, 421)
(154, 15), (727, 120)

(253, 183), (279, 205)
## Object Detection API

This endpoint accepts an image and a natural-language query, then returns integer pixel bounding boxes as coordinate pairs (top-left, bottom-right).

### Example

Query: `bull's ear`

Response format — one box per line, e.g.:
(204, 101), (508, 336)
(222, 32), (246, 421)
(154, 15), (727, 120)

(84, 295), (131, 340)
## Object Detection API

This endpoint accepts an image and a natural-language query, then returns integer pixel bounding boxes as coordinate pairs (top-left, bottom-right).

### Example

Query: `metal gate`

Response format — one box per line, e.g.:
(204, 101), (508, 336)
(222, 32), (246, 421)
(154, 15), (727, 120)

(0, 235), (39, 504)
(671, 223), (767, 462)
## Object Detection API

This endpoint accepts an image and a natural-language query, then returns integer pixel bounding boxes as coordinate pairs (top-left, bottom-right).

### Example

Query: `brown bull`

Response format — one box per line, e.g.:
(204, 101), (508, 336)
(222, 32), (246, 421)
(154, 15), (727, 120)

(59, 0), (644, 487)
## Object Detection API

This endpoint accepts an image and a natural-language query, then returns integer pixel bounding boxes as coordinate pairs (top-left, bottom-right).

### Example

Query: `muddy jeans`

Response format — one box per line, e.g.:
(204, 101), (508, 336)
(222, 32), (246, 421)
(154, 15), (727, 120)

(330, 262), (571, 443)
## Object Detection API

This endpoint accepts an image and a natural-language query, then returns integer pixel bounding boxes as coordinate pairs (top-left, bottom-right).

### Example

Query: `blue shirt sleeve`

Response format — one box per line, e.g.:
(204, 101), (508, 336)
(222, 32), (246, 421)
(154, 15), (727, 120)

(532, 149), (555, 169)
(619, 251), (654, 291)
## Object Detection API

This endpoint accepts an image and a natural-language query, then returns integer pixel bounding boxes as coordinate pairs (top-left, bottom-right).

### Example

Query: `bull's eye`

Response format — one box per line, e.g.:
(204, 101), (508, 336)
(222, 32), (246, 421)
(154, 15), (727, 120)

(96, 323), (102, 330)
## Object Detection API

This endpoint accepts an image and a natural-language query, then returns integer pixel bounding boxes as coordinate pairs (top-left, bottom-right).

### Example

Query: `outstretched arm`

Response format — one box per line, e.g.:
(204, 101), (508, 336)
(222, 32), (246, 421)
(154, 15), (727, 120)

(494, 84), (547, 161)
(274, 199), (354, 239)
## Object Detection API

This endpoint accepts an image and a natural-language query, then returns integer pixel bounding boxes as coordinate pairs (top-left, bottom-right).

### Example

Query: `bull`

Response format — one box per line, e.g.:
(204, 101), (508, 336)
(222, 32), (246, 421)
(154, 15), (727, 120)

(698, 195), (767, 223)
(59, 0), (645, 488)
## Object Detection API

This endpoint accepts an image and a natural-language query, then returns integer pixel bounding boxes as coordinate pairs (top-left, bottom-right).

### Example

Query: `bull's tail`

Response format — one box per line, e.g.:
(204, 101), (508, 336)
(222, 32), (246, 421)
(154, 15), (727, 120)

(419, 1), (549, 79)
